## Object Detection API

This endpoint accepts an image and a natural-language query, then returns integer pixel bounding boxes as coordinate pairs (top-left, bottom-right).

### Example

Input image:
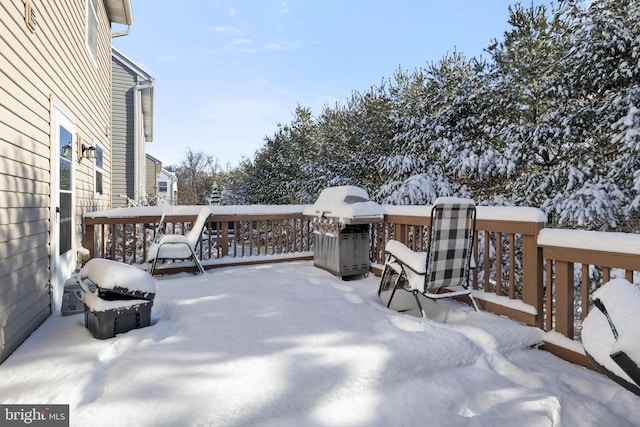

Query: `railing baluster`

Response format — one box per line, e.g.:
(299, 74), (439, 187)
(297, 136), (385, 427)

(496, 232), (503, 296)
(509, 233), (515, 299)
(545, 259), (553, 332)
(483, 231), (490, 292)
(472, 231), (479, 290)
(111, 224), (117, 261)
(132, 223), (138, 263)
(581, 264), (589, 321)
(555, 260), (575, 338)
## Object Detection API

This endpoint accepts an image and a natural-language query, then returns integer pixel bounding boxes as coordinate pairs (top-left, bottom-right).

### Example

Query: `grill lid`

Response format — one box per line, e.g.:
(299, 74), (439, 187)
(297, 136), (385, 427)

(304, 186), (384, 225)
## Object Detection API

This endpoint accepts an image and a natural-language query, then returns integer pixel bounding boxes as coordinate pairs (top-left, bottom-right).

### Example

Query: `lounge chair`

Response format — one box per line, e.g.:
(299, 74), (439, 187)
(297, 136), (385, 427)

(147, 207), (210, 275)
(582, 278), (640, 396)
(378, 197), (478, 317)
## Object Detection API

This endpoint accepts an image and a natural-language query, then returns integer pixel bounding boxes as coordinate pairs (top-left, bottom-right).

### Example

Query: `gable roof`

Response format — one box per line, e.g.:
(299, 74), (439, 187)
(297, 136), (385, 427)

(146, 153), (162, 165)
(112, 47), (155, 142)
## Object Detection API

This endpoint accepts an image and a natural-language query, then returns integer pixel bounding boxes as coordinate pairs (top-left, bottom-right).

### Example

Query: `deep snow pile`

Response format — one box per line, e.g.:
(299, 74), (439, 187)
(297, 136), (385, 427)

(0, 262), (638, 427)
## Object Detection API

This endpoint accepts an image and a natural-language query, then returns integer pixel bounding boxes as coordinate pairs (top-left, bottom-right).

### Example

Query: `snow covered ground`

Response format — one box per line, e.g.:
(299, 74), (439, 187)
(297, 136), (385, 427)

(1, 261), (639, 427)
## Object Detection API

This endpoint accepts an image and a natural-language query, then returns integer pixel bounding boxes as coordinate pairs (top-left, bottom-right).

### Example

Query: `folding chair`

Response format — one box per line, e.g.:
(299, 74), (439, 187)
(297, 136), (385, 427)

(582, 279), (640, 396)
(378, 197), (478, 317)
(147, 207), (210, 275)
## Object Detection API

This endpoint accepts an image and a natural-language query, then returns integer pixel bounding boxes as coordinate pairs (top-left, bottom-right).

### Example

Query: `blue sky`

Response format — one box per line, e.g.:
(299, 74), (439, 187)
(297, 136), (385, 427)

(113, 0), (554, 169)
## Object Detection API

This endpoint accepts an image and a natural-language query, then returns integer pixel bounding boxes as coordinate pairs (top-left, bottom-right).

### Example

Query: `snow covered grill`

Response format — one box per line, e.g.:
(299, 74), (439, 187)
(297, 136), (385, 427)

(304, 186), (384, 279)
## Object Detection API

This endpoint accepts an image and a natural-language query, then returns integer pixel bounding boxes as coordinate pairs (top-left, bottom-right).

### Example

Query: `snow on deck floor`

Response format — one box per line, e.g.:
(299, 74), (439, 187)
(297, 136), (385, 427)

(0, 261), (638, 427)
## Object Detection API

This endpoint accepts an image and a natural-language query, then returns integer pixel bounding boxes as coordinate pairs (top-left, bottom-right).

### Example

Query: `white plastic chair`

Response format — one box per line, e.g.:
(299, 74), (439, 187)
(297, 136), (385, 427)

(147, 207), (210, 275)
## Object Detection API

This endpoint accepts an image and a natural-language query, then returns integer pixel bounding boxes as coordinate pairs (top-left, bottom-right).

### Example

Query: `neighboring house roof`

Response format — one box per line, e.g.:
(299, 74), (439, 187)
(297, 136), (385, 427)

(160, 168), (178, 181)
(104, 0), (134, 25)
(146, 153), (162, 165)
(112, 47), (154, 141)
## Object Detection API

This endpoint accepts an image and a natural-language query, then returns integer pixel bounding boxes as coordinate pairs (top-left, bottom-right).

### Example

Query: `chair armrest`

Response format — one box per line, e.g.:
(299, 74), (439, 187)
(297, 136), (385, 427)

(385, 240), (427, 274)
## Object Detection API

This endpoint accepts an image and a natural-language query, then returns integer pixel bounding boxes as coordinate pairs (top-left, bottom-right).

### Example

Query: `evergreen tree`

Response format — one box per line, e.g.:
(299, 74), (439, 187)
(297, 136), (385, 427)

(304, 84), (396, 201)
(546, 0), (640, 230)
(219, 0), (640, 232)
(378, 54), (480, 204)
(248, 106), (317, 204)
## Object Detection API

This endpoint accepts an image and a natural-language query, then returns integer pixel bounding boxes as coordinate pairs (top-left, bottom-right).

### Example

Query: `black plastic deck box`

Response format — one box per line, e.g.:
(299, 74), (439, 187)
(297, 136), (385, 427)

(78, 259), (156, 339)
(84, 300), (153, 340)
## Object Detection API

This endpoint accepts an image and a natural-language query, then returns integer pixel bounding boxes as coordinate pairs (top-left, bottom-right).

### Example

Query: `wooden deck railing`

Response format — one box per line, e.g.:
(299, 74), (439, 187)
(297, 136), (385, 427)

(83, 204), (639, 367)
(537, 229), (640, 365)
(83, 206), (314, 274)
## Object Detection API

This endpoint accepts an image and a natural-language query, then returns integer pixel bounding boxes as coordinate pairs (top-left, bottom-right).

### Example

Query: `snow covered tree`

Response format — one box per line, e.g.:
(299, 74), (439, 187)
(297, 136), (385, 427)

(480, 2), (575, 210)
(228, 0), (640, 233)
(377, 54), (482, 204)
(544, 0), (640, 230)
(218, 157), (259, 205)
(302, 84), (396, 201)
(245, 105), (317, 204)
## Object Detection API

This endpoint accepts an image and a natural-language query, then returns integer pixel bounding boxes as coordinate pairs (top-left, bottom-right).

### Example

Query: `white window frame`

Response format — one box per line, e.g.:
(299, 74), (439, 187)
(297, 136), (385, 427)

(85, 0), (99, 67)
(94, 142), (105, 197)
(158, 181), (168, 192)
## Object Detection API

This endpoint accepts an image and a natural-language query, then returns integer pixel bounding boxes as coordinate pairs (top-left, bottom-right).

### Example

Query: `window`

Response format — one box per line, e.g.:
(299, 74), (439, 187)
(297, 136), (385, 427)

(85, 0), (98, 66)
(95, 143), (104, 195)
(158, 181), (168, 192)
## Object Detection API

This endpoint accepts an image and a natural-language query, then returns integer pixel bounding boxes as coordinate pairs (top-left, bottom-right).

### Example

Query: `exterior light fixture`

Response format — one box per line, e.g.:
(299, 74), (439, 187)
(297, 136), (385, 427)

(81, 144), (96, 160)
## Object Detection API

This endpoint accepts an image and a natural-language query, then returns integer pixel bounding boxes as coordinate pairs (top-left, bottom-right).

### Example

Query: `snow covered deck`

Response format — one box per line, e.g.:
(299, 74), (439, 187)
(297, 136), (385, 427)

(83, 205), (640, 368)
(1, 262), (639, 426)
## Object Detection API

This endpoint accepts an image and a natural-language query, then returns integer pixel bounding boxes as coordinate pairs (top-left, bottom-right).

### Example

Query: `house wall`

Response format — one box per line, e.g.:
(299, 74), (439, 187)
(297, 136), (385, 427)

(156, 169), (178, 206)
(0, 0), (113, 363)
(111, 56), (136, 207)
(145, 156), (161, 202)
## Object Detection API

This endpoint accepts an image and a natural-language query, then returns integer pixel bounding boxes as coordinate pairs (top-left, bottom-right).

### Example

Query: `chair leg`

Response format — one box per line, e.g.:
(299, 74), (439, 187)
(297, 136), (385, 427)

(378, 264), (393, 296)
(413, 291), (426, 318)
(149, 257), (158, 275)
(189, 248), (205, 274)
(469, 293), (479, 311)
(385, 267), (405, 308)
(195, 259), (205, 274)
(387, 285), (399, 309)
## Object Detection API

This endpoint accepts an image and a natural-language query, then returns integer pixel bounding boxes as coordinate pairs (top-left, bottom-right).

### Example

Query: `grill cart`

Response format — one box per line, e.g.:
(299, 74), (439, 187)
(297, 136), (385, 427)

(304, 186), (384, 279)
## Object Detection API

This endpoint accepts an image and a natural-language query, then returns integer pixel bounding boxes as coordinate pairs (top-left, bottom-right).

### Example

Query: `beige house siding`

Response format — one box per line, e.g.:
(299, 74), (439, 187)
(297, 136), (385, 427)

(145, 154), (162, 202)
(0, 0), (115, 363)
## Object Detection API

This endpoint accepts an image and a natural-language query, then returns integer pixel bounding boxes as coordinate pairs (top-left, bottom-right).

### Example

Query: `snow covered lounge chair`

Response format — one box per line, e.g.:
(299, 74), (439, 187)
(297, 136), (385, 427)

(147, 207), (210, 275)
(582, 279), (640, 396)
(378, 197), (478, 317)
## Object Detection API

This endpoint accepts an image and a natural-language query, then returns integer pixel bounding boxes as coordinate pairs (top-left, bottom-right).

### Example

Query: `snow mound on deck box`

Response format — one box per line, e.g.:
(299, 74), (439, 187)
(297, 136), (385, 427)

(79, 258), (156, 295)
